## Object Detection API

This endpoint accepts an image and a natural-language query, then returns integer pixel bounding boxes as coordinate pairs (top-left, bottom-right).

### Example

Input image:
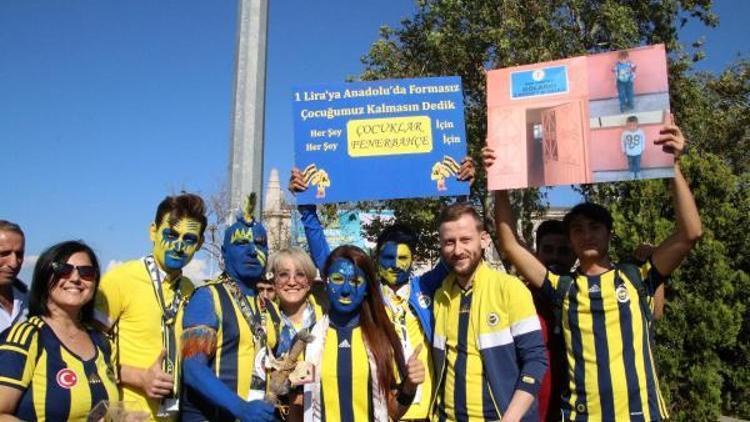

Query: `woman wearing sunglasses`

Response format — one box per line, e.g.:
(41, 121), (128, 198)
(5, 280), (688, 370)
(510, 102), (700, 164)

(301, 245), (424, 422)
(0, 240), (118, 421)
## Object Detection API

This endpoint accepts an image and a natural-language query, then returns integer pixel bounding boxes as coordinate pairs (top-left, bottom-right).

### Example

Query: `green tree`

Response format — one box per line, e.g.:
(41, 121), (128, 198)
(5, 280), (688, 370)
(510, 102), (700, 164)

(357, 1), (750, 419)
(358, 0), (715, 262)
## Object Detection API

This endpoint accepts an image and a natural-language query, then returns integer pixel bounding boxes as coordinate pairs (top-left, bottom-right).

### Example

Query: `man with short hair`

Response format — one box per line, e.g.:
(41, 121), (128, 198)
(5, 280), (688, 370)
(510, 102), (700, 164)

(535, 220), (576, 275)
(95, 193), (207, 421)
(432, 203), (547, 421)
(0, 220), (27, 334)
(530, 219), (575, 422)
(491, 121), (701, 421)
(255, 278), (276, 302)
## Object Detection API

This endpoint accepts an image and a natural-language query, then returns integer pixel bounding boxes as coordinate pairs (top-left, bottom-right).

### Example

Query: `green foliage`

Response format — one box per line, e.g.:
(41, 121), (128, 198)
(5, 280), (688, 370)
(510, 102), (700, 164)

(354, 0), (750, 419)
(357, 0), (715, 259)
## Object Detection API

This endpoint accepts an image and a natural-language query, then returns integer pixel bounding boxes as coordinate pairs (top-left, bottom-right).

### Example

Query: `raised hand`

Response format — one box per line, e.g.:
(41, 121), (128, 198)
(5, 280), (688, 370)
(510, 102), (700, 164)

(141, 350), (174, 399)
(457, 156), (476, 185)
(481, 146), (496, 169)
(655, 114), (686, 158)
(288, 167), (308, 193)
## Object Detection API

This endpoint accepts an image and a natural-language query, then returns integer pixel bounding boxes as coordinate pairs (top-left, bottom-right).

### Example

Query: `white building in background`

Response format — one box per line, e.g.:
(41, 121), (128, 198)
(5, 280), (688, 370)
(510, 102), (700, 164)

(262, 168), (292, 253)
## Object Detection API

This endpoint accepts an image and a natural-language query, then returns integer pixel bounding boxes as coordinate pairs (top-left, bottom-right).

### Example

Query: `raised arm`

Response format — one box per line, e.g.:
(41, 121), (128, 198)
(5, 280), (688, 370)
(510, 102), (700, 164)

(289, 167), (331, 270)
(650, 122), (703, 276)
(492, 190), (548, 288)
(483, 147), (548, 288)
(297, 205), (331, 271)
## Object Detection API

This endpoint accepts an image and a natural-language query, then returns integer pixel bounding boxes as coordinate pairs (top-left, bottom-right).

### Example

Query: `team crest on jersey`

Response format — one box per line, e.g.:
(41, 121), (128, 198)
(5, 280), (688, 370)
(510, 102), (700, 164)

(417, 293), (431, 309)
(487, 312), (499, 327)
(616, 284), (630, 303)
(576, 403), (587, 413)
(56, 368), (78, 389)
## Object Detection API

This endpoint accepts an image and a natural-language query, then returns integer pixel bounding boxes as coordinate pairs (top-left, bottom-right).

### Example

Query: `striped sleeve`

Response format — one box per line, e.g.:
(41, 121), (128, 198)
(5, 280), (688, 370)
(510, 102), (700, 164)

(0, 321), (40, 389)
(641, 259), (668, 296)
(540, 270), (560, 301)
(506, 278), (547, 395)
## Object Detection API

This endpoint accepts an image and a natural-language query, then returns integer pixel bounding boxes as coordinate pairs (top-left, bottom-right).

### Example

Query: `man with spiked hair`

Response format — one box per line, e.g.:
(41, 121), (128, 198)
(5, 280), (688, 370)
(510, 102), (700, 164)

(95, 193), (207, 421)
(179, 194), (281, 422)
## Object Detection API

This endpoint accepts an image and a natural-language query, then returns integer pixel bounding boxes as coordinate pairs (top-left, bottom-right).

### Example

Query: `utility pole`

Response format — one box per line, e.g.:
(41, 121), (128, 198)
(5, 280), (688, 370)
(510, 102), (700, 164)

(228, 0), (268, 218)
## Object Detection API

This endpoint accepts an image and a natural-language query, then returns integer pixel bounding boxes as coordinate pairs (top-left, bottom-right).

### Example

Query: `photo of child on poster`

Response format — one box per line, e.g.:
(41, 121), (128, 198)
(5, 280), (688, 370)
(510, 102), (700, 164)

(486, 44), (674, 190)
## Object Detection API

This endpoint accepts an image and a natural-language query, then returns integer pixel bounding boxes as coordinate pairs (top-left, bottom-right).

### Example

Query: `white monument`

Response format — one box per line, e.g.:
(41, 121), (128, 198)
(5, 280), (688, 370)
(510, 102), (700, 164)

(262, 168), (292, 252)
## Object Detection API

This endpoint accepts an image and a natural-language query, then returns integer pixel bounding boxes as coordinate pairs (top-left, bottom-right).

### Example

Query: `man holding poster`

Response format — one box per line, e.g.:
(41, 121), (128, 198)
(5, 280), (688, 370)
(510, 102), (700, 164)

(488, 119), (702, 421)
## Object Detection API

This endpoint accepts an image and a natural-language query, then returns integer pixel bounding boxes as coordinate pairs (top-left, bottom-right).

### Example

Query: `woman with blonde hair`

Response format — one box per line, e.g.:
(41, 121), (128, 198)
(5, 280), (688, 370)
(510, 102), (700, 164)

(269, 247), (325, 355)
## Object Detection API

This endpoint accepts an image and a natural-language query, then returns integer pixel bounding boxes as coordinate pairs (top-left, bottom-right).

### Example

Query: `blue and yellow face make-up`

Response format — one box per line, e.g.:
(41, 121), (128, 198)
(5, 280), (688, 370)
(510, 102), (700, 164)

(326, 258), (368, 316)
(377, 241), (413, 286)
(151, 216), (203, 272)
(222, 218), (268, 283)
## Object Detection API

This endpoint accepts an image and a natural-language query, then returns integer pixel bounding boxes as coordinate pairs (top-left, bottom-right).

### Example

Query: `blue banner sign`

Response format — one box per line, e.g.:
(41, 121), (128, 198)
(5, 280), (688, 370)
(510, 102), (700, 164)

(293, 76), (468, 204)
(510, 65), (569, 99)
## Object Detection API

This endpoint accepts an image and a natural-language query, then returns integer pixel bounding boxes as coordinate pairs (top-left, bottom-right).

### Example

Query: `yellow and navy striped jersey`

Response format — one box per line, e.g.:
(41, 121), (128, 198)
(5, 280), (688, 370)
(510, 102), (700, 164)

(320, 324), (374, 422)
(438, 286), (495, 420)
(542, 261), (669, 421)
(180, 280), (280, 421)
(382, 284), (434, 420)
(0, 316), (118, 422)
(432, 261), (547, 422)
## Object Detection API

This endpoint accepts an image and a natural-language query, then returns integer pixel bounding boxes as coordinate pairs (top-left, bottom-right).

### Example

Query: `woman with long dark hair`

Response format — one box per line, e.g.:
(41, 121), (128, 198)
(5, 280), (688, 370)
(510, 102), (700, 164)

(301, 245), (424, 422)
(0, 240), (118, 421)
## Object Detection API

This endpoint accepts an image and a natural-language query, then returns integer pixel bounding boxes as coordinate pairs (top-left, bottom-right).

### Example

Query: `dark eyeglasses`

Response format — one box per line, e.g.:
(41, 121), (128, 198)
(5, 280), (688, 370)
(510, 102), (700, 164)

(52, 262), (98, 280)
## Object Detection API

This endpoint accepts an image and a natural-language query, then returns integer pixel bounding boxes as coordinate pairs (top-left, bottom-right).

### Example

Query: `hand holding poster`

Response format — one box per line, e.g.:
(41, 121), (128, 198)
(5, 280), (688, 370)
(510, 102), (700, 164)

(293, 77), (468, 204)
(486, 44), (674, 190)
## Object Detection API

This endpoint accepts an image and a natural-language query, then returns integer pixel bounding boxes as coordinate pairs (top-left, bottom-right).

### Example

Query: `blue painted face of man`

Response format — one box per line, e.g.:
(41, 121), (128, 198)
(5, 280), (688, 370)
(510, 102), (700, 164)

(326, 258), (368, 317)
(377, 241), (413, 286)
(222, 217), (269, 284)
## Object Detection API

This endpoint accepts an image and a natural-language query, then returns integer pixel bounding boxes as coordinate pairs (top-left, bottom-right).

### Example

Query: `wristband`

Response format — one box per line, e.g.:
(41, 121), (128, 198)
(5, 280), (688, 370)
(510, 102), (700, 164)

(396, 386), (416, 407)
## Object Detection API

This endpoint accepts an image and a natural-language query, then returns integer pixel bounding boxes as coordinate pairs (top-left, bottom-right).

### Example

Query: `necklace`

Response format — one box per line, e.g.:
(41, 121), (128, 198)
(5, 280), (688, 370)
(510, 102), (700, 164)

(44, 317), (84, 342)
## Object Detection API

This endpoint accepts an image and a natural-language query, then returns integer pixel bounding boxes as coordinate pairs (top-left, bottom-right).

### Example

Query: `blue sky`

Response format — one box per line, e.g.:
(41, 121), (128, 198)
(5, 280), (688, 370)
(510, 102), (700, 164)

(1, 0), (747, 281)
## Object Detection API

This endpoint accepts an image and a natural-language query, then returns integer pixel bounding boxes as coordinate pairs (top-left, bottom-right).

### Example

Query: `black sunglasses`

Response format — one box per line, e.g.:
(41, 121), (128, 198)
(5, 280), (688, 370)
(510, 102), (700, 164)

(52, 262), (98, 280)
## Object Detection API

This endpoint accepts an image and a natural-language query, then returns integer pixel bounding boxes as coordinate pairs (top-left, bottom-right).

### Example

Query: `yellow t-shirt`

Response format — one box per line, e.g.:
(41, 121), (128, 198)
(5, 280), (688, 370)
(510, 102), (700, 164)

(94, 258), (195, 421)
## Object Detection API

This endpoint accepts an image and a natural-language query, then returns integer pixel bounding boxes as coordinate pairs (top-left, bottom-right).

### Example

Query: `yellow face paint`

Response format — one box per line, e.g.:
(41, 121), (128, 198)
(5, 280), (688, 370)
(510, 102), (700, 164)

(377, 242), (413, 286)
(150, 216), (203, 272)
(230, 227), (254, 244)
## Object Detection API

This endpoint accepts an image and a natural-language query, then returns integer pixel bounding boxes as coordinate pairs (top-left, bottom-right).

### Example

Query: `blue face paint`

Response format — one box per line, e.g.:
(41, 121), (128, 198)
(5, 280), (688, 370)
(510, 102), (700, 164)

(222, 217), (269, 285)
(377, 241), (413, 286)
(151, 217), (203, 272)
(326, 258), (368, 318)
